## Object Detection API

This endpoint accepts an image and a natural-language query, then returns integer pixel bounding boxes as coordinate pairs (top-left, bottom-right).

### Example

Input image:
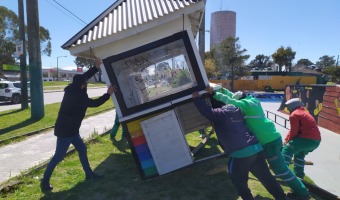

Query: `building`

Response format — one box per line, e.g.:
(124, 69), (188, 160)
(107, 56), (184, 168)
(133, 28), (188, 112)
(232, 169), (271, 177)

(61, 0), (220, 180)
(0, 64), (93, 82)
(210, 10), (236, 48)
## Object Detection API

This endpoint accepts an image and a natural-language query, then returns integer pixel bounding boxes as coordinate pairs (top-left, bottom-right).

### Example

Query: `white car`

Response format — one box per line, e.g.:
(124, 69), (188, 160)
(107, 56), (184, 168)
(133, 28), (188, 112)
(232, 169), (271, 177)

(0, 81), (30, 104)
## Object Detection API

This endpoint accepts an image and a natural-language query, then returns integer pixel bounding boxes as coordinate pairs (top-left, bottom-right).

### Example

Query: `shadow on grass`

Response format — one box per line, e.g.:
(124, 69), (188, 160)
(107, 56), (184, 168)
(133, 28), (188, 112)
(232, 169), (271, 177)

(0, 108), (24, 118)
(38, 152), (243, 200)
(0, 118), (39, 135)
(37, 136), (279, 200)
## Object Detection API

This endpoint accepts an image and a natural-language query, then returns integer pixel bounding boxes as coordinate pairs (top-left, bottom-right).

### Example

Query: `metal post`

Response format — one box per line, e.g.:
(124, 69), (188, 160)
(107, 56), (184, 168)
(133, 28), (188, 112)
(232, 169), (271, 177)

(57, 56), (67, 81)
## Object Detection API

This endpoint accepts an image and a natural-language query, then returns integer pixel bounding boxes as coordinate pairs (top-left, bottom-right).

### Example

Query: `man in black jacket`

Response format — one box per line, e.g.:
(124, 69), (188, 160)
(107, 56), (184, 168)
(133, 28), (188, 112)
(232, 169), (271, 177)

(41, 59), (115, 191)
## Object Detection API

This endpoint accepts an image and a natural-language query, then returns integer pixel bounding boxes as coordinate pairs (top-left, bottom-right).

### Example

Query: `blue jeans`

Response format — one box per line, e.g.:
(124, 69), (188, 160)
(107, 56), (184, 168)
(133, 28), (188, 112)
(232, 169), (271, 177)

(42, 135), (92, 182)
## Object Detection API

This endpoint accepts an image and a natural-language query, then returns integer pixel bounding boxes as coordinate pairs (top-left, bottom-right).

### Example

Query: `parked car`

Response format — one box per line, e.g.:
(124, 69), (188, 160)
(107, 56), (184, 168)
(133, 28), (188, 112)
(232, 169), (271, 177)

(0, 81), (30, 104)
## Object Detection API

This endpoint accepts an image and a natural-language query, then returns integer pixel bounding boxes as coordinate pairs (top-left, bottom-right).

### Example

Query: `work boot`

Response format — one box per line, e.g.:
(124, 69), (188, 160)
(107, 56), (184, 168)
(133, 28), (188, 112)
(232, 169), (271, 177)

(85, 173), (103, 181)
(287, 192), (311, 200)
(40, 180), (53, 191)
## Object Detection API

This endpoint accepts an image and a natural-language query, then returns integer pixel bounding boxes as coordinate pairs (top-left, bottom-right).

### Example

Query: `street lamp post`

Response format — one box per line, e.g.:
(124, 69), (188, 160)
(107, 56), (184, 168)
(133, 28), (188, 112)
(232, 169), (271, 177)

(57, 56), (67, 81)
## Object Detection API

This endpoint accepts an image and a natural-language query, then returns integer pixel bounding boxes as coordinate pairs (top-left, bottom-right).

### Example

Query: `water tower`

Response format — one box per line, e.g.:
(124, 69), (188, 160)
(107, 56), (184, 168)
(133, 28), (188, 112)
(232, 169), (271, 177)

(210, 11), (236, 49)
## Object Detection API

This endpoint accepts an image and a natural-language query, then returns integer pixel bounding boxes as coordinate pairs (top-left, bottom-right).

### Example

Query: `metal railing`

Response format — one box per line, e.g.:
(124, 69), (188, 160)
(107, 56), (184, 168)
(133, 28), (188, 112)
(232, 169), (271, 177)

(265, 110), (290, 130)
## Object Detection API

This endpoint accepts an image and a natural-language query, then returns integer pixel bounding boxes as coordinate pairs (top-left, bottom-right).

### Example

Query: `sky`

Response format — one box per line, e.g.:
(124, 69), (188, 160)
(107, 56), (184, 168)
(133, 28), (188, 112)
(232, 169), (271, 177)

(1, 0), (340, 70)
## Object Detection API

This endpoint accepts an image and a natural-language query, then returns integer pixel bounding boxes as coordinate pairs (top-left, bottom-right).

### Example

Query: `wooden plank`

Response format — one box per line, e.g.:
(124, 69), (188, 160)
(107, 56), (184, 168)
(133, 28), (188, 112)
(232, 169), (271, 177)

(324, 91), (339, 98)
(318, 117), (340, 134)
(322, 101), (336, 110)
(321, 106), (338, 117)
(325, 86), (337, 92)
(318, 111), (340, 124)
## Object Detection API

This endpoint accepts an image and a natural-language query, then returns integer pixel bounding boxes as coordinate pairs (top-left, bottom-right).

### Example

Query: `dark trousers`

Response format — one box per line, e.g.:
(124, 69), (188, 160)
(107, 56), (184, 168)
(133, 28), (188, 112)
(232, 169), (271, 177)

(42, 134), (92, 182)
(228, 151), (286, 200)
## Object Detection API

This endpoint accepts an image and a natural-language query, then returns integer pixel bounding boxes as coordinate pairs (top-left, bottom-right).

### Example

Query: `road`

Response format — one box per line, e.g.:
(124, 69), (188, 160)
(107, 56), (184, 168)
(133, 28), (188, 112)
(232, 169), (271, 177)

(0, 87), (108, 112)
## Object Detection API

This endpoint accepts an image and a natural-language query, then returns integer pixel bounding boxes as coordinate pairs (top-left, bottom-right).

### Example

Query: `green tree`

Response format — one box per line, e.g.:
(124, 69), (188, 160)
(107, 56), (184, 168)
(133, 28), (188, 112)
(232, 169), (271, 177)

(172, 69), (191, 87)
(315, 55), (335, 70)
(204, 58), (217, 79)
(211, 37), (250, 83)
(323, 66), (340, 83)
(74, 57), (95, 68)
(74, 57), (101, 82)
(296, 58), (314, 67)
(0, 6), (51, 66)
(248, 54), (271, 69)
(272, 46), (296, 72)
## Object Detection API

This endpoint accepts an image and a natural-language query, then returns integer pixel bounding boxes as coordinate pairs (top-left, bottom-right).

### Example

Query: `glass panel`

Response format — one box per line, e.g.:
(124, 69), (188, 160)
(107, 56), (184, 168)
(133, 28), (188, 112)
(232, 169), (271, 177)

(111, 39), (197, 108)
(13, 83), (21, 88)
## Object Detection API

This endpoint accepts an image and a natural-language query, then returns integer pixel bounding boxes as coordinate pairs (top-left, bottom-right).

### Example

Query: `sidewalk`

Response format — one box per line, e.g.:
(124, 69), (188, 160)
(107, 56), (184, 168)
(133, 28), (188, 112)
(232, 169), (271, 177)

(261, 102), (340, 197)
(0, 109), (116, 185)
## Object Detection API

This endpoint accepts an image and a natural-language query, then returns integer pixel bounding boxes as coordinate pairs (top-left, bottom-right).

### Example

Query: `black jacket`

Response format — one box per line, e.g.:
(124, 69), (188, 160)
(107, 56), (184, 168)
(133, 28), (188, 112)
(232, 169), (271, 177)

(54, 67), (110, 137)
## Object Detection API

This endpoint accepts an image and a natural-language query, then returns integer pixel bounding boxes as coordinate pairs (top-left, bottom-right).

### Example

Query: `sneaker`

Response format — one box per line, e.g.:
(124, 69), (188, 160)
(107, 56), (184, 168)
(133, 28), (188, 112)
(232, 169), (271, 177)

(85, 173), (103, 181)
(287, 192), (311, 200)
(40, 180), (53, 191)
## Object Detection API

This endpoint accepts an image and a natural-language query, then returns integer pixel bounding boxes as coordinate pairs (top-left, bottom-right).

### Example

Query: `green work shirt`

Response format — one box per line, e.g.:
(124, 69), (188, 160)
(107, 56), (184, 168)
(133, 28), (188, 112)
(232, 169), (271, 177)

(213, 88), (281, 145)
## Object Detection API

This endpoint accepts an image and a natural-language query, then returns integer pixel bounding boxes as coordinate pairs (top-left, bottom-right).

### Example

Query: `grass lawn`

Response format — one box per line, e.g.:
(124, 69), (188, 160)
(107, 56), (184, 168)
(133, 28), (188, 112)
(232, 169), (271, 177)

(0, 97), (114, 143)
(0, 129), (325, 200)
(43, 81), (106, 91)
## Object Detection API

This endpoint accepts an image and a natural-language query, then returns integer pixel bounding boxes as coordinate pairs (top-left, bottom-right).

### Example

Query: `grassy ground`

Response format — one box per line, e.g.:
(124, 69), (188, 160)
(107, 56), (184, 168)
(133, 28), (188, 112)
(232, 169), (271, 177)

(0, 100), (114, 143)
(0, 130), (310, 200)
(0, 130), (324, 200)
(43, 81), (106, 91)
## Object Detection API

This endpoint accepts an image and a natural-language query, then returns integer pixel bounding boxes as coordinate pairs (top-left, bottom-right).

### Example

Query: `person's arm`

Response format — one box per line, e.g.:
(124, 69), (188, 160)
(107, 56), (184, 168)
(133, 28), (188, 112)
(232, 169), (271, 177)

(81, 58), (102, 80)
(192, 92), (219, 122)
(285, 114), (300, 144)
(86, 85), (116, 107)
(83, 66), (99, 80)
(218, 88), (234, 97)
(206, 85), (237, 105)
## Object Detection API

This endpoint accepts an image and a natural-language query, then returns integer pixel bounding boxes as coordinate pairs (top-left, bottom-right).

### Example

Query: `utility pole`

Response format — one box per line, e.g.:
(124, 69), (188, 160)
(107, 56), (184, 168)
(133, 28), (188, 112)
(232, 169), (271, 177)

(26, 0), (44, 119)
(18, 0), (28, 109)
(198, 0), (206, 67)
(57, 56), (67, 81)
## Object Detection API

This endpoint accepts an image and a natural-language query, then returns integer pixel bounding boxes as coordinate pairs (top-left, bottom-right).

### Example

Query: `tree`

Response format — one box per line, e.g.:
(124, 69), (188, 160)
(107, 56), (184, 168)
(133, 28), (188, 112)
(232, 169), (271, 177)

(74, 57), (102, 82)
(315, 55), (335, 70)
(272, 46), (296, 72)
(296, 58), (313, 67)
(248, 54), (271, 69)
(0, 6), (51, 66)
(323, 66), (340, 83)
(211, 37), (250, 84)
(204, 58), (217, 79)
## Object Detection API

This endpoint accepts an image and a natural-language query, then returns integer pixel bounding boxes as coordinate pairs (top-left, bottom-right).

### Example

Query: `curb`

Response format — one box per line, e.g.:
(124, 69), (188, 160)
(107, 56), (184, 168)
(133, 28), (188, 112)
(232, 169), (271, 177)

(301, 179), (340, 200)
